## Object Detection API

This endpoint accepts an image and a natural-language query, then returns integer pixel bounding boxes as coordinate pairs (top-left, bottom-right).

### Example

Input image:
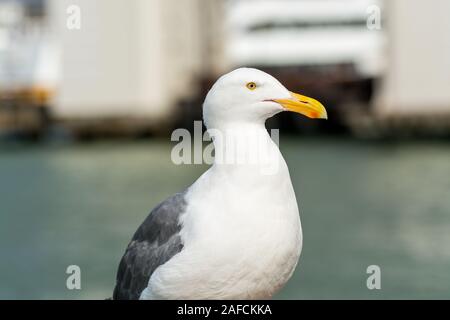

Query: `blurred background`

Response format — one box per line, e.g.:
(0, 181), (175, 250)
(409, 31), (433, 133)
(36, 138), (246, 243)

(0, 0), (449, 299)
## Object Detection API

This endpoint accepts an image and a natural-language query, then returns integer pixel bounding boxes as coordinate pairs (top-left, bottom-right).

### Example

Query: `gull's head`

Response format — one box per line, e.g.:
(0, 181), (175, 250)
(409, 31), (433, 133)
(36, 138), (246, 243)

(203, 67), (327, 129)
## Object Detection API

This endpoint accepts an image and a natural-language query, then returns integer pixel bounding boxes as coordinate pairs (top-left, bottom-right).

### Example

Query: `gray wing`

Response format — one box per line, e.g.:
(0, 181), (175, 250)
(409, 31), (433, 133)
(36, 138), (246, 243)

(112, 192), (187, 300)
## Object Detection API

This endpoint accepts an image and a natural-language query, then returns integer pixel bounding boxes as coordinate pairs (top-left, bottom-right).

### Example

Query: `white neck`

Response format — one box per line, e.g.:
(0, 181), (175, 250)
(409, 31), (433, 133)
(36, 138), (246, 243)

(207, 121), (283, 176)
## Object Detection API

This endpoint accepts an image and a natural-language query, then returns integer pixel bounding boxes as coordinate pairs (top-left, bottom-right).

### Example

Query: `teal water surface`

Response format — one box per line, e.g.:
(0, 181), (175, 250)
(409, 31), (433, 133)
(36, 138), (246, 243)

(0, 137), (449, 299)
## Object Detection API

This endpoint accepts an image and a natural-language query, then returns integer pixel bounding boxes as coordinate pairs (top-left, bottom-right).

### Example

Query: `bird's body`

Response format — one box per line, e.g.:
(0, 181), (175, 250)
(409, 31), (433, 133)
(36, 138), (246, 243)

(141, 124), (301, 299)
(113, 68), (326, 300)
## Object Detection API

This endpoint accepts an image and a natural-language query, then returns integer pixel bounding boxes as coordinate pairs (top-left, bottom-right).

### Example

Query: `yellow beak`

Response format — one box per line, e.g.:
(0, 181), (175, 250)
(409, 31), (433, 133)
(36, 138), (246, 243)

(274, 91), (327, 119)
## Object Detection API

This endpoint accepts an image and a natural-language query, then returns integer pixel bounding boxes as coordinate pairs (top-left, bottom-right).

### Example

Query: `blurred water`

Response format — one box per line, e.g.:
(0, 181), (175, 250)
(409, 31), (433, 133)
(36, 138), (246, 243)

(0, 137), (449, 299)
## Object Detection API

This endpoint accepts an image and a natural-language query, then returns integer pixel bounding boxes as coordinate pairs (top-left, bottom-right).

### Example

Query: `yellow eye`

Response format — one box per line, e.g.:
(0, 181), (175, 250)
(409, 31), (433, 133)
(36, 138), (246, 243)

(246, 82), (257, 90)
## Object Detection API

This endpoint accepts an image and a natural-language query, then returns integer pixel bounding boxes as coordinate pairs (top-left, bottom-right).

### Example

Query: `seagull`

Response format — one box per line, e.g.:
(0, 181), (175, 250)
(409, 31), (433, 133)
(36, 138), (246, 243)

(113, 68), (327, 300)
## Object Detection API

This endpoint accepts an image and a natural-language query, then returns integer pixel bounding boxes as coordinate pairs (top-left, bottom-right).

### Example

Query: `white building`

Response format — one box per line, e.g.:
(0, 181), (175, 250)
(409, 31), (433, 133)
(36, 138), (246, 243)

(3, 0), (448, 135)
(375, 0), (450, 117)
(47, 0), (224, 127)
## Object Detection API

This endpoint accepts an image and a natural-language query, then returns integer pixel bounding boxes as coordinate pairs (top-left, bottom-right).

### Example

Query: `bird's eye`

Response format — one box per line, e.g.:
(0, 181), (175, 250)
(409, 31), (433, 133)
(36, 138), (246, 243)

(246, 82), (257, 90)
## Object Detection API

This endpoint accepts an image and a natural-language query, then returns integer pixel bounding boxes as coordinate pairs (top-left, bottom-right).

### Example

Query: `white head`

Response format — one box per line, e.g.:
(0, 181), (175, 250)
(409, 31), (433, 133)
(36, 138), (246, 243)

(203, 68), (327, 129)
